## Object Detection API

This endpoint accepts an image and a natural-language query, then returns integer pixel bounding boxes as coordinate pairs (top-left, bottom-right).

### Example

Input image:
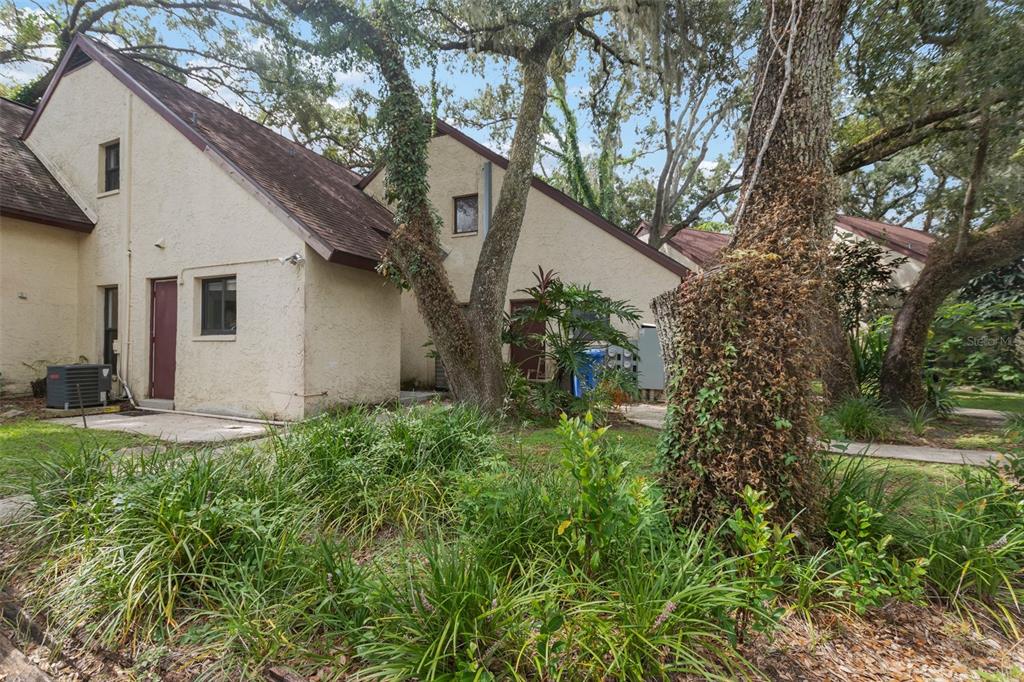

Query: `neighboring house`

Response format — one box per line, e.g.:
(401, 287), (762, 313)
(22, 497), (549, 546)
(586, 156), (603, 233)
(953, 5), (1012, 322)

(1, 35), (685, 413)
(639, 215), (934, 287)
(359, 120), (686, 388)
(1, 36), (401, 418)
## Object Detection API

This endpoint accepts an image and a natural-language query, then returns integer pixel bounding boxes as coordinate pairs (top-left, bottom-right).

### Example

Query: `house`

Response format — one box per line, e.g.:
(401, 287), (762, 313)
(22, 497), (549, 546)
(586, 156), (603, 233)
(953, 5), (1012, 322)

(640, 215), (934, 286)
(1, 36), (401, 418)
(1, 35), (685, 415)
(358, 120), (686, 388)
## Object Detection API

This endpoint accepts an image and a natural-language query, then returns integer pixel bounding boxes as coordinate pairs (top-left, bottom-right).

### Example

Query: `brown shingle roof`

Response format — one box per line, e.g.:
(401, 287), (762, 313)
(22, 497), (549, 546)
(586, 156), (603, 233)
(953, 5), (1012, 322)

(834, 214), (933, 262)
(24, 36), (393, 268)
(664, 229), (732, 268)
(657, 216), (934, 270)
(1, 97), (93, 231)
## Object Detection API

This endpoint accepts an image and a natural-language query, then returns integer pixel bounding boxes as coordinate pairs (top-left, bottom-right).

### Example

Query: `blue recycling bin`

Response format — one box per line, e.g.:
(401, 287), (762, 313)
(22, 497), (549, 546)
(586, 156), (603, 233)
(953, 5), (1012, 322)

(572, 347), (607, 397)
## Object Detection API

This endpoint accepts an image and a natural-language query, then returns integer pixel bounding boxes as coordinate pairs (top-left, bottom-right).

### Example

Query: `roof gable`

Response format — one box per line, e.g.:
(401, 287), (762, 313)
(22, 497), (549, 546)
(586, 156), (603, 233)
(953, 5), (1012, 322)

(1, 97), (93, 231)
(358, 120), (689, 278)
(23, 35), (393, 269)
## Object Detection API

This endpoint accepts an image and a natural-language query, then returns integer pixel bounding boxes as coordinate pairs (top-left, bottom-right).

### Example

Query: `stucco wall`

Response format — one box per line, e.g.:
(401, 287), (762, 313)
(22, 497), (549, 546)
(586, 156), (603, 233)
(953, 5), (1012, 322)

(302, 246), (401, 412)
(0, 218), (82, 394)
(365, 134), (683, 385)
(26, 61), (310, 418)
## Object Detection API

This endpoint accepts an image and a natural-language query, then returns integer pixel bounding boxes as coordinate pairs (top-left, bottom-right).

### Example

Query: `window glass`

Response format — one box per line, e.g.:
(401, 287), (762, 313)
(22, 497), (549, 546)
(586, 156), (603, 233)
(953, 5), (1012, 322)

(201, 277), (236, 335)
(454, 195), (478, 234)
(103, 143), (120, 192)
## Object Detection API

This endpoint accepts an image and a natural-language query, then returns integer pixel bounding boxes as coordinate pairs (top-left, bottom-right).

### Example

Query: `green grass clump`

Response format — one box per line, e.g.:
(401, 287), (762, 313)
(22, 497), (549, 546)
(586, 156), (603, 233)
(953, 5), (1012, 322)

(273, 404), (498, 536)
(823, 396), (895, 441)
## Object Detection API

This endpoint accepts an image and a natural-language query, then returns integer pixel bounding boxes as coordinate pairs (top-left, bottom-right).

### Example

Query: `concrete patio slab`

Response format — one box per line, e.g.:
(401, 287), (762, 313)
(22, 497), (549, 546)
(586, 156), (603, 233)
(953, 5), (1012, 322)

(399, 390), (445, 405)
(51, 411), (270, 444)
(620, 403), (1005, 467)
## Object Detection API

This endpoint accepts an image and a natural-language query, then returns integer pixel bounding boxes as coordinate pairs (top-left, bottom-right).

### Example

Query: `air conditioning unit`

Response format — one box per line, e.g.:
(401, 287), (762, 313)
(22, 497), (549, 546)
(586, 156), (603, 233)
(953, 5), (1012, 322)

(46, 364), (113, 410)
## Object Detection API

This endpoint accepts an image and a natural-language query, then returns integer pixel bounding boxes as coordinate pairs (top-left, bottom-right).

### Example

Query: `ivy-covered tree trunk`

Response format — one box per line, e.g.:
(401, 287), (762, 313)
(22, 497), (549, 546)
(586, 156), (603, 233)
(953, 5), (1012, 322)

(653, 0), (850, 533)
(291, 0), (577, 413)
(879, 212), (1024, 408)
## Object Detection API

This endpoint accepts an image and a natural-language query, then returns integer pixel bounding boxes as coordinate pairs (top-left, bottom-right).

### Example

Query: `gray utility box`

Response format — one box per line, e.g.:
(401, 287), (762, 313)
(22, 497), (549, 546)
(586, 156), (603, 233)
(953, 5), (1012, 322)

(637, 325), (665, 391)
(46, 364), (113, 410)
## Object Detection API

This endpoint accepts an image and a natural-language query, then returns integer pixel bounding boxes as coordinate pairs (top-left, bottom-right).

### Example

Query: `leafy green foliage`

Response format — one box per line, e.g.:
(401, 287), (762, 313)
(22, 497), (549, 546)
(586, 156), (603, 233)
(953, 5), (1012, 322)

(828, 499), (928, 614)
(10, 409), (1024, 676)
(848, 326), (889, 396)
(727, 487), (795, 639)
(926, 300), (1024, 390)
(504, 267), (641, 383)
(831, 234), (907, 331)
(273, 404), (497, 536)
(556, 412), (649, 572)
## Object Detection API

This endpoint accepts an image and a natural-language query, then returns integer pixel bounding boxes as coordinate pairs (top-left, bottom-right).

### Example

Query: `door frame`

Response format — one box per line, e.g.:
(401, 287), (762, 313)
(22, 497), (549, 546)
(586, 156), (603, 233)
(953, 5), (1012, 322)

(508, 298), (546, 381)
(149, 278), (178, 399)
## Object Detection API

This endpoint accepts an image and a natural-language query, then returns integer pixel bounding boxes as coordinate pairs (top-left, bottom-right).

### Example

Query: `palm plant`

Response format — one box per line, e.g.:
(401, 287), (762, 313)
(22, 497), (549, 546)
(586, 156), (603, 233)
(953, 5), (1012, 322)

(503, 267), (641, 390)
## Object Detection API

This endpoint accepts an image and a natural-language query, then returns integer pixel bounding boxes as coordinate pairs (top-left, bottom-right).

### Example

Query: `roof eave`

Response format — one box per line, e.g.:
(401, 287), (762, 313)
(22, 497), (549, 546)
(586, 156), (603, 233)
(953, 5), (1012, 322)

(1, 206), (94, 232)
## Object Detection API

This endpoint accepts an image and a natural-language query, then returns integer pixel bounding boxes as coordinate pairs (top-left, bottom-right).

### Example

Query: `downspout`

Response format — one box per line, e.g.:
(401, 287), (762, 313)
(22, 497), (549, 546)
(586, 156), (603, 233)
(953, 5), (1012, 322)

(481, 161), (492, 237)
(121, 91), (134, 399)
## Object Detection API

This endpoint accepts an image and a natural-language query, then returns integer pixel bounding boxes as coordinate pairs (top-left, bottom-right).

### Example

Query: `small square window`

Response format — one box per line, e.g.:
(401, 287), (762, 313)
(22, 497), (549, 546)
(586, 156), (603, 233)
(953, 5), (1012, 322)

(102, 142), (120, 192)
(454, 194), (478, 234)
(201, 276), (236, 335)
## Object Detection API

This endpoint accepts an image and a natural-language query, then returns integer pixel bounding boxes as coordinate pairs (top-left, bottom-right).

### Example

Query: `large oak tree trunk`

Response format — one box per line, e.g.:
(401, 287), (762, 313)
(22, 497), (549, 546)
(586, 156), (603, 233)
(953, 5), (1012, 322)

(880, 212), (1024, 407)
(653, 0), (850, 533)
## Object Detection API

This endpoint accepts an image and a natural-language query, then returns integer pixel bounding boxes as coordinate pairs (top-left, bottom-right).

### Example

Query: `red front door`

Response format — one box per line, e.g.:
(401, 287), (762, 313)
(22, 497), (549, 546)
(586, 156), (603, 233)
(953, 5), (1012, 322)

(150, 279), (177, 399)
(509, 300), (546, 380)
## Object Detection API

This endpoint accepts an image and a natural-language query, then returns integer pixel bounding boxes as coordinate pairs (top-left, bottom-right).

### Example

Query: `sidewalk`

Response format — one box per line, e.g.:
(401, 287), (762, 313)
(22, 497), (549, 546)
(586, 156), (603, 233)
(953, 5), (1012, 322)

(620, 404), (1005, 467)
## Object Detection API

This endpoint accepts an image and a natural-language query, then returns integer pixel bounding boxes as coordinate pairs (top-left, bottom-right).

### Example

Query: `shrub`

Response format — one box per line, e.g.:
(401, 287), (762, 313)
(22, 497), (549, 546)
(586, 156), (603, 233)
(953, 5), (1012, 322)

(825, 396), (894, 441)
(21, 450), (316, 648)
(556, 412), (652, 572)
(273, 404), (497, 535)
(827, 499), (927, 614)
(903, 403), (937, 436)
(548, 532), (748, 680)
(727, 487), (795, 639)
(848, 327), (889, 397)
(359, 541), (549, 680)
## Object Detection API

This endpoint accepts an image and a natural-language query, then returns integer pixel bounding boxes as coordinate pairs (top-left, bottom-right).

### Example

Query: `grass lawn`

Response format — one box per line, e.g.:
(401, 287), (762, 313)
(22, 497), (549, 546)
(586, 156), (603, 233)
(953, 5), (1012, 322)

(0, 419), (144, 495)
(953, 388), (1024, 413)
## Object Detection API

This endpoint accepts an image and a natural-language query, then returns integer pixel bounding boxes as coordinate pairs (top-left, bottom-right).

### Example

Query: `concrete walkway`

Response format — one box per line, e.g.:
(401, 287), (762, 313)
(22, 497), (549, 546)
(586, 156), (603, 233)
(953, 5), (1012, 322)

(51, 411), (269, 443)
(953, 406), (1012, 423)
(620, 404), (1004, 467)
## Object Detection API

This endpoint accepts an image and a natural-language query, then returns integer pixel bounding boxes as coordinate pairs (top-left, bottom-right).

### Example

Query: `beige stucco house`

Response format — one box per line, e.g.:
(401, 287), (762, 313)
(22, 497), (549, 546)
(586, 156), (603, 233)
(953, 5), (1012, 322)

(1, 36), (685, 415)
(1, 36), (401, 419)
(359, 121), (686, 387)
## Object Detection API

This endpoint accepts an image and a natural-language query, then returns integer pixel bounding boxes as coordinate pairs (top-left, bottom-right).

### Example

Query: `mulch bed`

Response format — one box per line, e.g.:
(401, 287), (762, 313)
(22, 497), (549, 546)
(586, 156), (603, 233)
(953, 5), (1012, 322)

(743, 603), (1023, 681)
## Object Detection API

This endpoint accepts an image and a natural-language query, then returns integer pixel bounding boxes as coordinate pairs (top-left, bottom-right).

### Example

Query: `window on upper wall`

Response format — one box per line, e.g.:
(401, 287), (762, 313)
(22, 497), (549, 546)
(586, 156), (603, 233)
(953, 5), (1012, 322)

(201, 276), (237, 335)
(102, 142), (120, 192)
(454, 194), (479, 234)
